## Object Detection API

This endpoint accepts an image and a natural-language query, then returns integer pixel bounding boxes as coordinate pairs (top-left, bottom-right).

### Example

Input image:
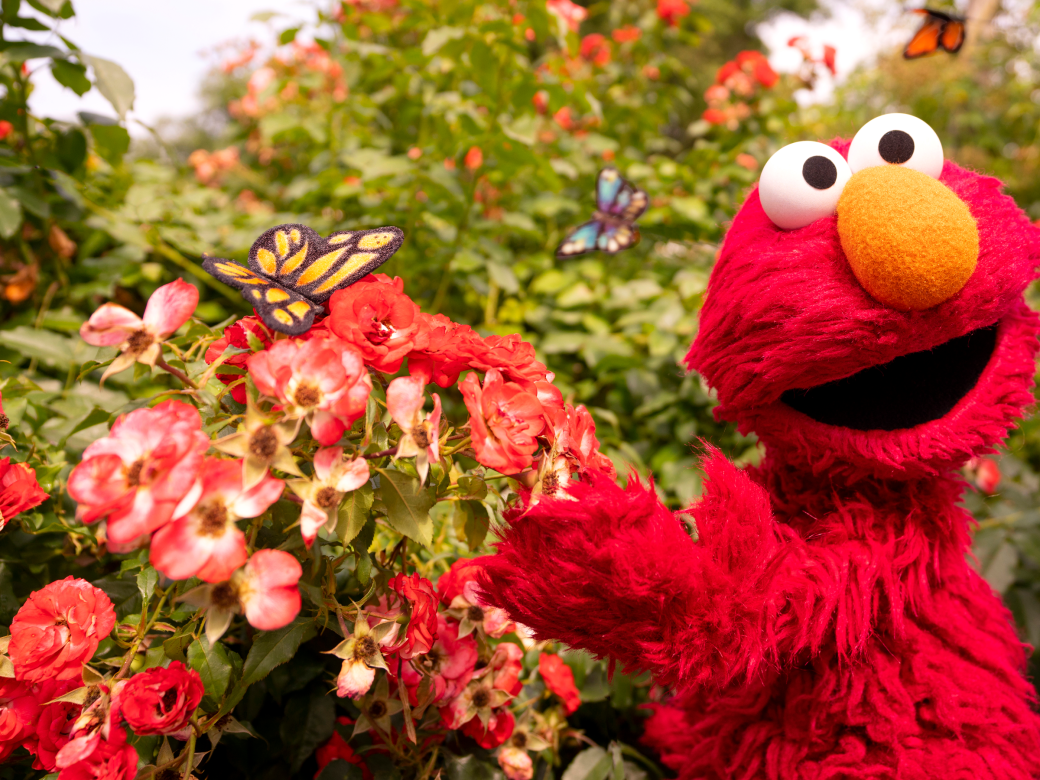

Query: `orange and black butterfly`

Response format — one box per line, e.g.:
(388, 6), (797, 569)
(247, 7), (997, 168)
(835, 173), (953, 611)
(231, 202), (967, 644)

(904, 8), (966, 59)
(203, 223), (404, 335)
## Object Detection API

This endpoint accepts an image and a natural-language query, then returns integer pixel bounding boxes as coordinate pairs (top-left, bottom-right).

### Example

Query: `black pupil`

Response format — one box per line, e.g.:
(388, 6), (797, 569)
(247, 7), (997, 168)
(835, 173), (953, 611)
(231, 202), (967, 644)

(878, 130), (915, 164)
(802, 156), (838, 190)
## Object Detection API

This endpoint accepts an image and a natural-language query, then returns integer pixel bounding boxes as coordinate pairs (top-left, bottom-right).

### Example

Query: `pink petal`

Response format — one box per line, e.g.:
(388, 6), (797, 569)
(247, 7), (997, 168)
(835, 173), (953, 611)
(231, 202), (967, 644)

(386, 375), (425, 429)
(299, 502), (327, 548)
(310, 411), (346, 447)
(239, 550), (302, 630)
(313, 447), (343, 482)
(142, 279), (200, 338)
(150, 515), (210, 580)
(195, 529), (249, 582)
(428, 393), (442, 461)
(79, 303), (142, 347)
(246, 548), (303, 589)
(334, 457), (370, 493)
(230, 472), (284, 518)
(67, 454), (130, 506)
(336, 659), (375, 699)
(106, 488), (175, 543)
(242, 585), (301, 631)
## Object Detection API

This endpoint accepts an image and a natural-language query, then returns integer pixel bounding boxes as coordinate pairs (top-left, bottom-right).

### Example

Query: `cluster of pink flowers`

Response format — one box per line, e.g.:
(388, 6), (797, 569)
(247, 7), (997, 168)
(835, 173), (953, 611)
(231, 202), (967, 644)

(188, 146), (240, 185)
(703, 50), (778, 129)
(0, 577), (207, 778)
(229, 40), (347, 120)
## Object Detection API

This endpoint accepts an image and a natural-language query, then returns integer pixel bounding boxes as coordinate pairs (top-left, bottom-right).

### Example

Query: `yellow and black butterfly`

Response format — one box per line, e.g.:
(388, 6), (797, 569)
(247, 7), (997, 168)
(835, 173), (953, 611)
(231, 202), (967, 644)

(203, 223), (404, 336)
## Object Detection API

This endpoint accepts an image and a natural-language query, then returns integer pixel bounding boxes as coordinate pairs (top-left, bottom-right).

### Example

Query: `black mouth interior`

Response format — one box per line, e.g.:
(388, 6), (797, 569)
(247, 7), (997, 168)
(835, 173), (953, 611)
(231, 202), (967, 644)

(780, 324), (998, 431)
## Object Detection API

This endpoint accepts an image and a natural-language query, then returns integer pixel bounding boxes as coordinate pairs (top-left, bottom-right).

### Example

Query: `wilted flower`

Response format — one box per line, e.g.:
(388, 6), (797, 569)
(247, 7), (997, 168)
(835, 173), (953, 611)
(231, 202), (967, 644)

(327, 274), (430, 373)
(212, 402), (304, 489)
(247, 334), (372, 446)
(461, 369), (545, 475)
(327, 613), (394, 699)
(0, 457), (48, 529)
(352, 674), (403, 737)
(67, 400), (209, 546)
(118, 661), (204, 735)
(497, 710), (551, 780)
(79, 279), (199, 382)
(498, 745), (534, 780)
(440, 558), (515, 639)
(403, 615), (478, 705)
(9, 578), (116, 683)
(440, 644), (521, 730)
(538, 653), (581, 714)
(288, 447), (370, 547)
(386, 375), (442, 484)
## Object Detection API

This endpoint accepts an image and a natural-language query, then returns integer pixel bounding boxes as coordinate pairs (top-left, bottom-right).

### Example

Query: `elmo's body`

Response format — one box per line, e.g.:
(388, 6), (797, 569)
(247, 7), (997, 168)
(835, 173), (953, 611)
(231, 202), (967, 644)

(483, 118), (1040, 778)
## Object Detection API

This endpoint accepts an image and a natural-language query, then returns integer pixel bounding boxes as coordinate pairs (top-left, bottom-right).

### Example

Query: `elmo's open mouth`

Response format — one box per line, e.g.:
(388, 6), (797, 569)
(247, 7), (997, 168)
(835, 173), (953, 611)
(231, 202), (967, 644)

(781, 324), (999, 431)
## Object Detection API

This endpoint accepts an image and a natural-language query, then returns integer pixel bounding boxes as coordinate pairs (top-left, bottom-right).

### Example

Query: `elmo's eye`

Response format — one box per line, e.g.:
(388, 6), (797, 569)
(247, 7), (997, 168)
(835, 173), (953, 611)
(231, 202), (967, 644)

(759, 141), (852, 230)
(847, 113), (944, 179)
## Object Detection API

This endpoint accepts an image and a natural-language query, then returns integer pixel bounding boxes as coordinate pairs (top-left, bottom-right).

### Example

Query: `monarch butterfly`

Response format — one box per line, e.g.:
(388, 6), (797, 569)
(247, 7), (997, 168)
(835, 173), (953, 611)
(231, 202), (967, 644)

(556, 167), (649, 258)
(904, 8), (966, 59)
(203, 223), (404, 336)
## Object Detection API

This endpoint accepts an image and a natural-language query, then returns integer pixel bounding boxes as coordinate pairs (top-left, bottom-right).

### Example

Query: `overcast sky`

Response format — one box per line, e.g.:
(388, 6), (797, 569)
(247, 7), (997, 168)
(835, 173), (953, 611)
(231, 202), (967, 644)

(22, 0), (917, 129)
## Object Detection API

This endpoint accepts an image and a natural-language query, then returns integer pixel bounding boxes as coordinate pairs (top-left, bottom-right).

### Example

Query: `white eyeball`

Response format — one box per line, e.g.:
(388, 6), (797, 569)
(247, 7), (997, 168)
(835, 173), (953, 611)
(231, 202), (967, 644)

(758, 141), (852, 230)
(846, 113), (944, 179)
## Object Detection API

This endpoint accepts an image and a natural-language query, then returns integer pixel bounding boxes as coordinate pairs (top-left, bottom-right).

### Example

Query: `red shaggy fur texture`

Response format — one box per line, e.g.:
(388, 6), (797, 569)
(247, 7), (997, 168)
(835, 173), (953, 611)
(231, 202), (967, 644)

(481, 139), (1040, 779)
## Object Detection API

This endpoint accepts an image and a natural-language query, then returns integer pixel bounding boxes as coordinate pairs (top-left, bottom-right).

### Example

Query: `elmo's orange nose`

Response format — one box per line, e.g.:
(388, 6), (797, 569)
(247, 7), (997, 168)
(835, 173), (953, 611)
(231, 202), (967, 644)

(836, 165), (978, 311)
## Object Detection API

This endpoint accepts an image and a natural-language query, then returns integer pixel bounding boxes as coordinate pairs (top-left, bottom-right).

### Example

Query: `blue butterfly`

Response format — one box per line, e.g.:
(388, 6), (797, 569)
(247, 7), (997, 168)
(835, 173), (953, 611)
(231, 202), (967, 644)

(556, 167), (649, 258)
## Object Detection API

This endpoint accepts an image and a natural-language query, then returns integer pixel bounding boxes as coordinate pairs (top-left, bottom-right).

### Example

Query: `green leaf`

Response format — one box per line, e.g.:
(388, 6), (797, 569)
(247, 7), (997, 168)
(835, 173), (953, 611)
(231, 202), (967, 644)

(453, 500), (489, 552)
(88, 124), (130, 166)
(421, 26), (465, 57)
(561, 746), (613, 780)
(456, 475), (488, 500)
(240, 617), (316, 687)
(28, 0), (67, 14)
(188, 636), (233, 705)
(0, 188), (22, 239)
(52, 59), (91, 95)
(375, 467), (435, 548)
(337, 482), (373, 546)
(8, 16), (49, 30)
(279, 26), (300, 45)
(55, 127), (88, 172)
(58, 406), (110, 448)
(2, 43), (65, 61)
(316, 761), (365, 780)
(136, 565), (158, 603)
(84, 55), (134, 118)
(0, 326), (95, 368)
(281, 687), (334, 771)
(162, 632), (194, 664)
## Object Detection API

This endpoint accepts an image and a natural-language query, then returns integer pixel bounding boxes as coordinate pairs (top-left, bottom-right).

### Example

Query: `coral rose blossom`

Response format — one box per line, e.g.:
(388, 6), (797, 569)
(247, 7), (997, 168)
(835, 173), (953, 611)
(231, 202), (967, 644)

(328, 274), (429, 373)
(386, 374), (441, 483)
(0, 457), (49, 528)
(439, 558), (515, 638)
(466, 334), (553, 386)
(387, 573), (439, 659)
(58, 726), (137, 780)
(538, 653), (581, 714)
(9, 578), (116, 683)
(235, 549), (303, 631)
(150, 457), (284, 582)
(0, 678), (40, 761)
(289, 447), (370, 547)
(460, 369), (545, 475)
(499, 745), (535, 780)
(204, 315), (272, 404)
(408, 312), (482, 388)
(247, 335), (372, 446)
(79, 279), (199, 382)
(31, 683), (80, 771)
(402, 615), (477, 704)
(119, 661), (204, 735)
(67, 401), (208, 546)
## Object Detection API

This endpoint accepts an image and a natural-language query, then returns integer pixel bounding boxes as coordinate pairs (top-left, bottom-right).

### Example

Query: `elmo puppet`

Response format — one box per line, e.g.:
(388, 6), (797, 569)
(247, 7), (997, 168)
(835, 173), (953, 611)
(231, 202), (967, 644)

(482, 114), (1040, 778)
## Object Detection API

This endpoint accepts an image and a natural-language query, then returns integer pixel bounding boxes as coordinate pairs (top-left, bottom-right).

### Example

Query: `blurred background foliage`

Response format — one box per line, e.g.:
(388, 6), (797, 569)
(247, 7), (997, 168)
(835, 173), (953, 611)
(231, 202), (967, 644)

(3, 0), (1040, 776)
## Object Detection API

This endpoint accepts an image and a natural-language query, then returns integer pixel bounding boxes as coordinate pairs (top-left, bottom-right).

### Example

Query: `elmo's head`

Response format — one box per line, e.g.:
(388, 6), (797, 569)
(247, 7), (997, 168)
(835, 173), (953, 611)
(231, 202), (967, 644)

(688, 114), (1040, 480)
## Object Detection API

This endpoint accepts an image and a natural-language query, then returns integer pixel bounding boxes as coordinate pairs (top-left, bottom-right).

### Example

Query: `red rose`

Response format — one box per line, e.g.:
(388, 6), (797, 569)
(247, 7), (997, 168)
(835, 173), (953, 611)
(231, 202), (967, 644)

(580, 33), (611, 66)
(57, 726), (137, 780)
(539, 653), (581, 715)
(437, 557), (484, 606)
(314, 717), (372, 780)
(460, 369), (545, 475)
(466, 334), (553, 387)
(0, 458), (49, 527)
(387, 573), (439, 659)
(204, 315), (272, 404)
(459, 708), (515, 749)
(118, 661), (203, 735)
(408, 313), (483, 388)
(31, 689), (80, 771)
(9, 577), (117, 683)
(328, 274), (429, 373)
(0, 677), (40, 762)
(656, 0), (689, 27)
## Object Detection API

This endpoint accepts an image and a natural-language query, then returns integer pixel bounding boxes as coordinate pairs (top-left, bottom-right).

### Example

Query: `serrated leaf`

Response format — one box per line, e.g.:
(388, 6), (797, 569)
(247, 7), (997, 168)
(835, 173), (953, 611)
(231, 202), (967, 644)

(136, 566), (158, 603)
(84, 55), (134, 119)
(188, 636), (233, 704)
(375, 467), (435, 547)
(162, 632), (194, 664)
(337, 482), (373, 546)
(240, 617), (316, 687)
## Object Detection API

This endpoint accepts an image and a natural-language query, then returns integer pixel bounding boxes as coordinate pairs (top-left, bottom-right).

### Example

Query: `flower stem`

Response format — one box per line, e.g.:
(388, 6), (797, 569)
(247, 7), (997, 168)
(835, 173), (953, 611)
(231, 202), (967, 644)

(157, 357), (199, 389)
(182, 730), (197, 780)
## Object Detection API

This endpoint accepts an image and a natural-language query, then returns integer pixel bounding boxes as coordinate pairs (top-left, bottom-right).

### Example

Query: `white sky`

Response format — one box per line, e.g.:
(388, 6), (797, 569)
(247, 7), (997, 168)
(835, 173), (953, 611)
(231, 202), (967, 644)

(18, 0), (939, 128)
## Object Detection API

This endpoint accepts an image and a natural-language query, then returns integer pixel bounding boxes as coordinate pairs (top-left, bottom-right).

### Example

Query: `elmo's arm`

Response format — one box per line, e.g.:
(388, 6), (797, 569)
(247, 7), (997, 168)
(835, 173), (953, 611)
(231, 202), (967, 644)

(480, 449), (828, 690)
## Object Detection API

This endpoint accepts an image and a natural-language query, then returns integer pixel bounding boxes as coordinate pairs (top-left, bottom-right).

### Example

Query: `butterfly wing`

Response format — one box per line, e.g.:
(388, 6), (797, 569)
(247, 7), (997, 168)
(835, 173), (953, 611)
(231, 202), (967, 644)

(904, 10), (945, 58)
(596, 167), (649, 223)
(556, 220), (604, 258)
(596, 223), (640, 254)
(940, 18), (966, 53)
(202, 257), (320, 336)
(249, 223), (405, 303)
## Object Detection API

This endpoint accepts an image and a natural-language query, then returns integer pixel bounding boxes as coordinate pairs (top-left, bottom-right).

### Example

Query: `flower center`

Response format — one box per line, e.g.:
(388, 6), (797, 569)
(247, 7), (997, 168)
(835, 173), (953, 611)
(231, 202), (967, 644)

(413, 426), (430, 449)
(542, 472), (559, 495)
(126, 329), (154, 354)
(420, 649), (442, 673)
(472, 687), (491, 709)
(248, 427), (278, 460)
(369, 700), (388, 719)
(125, 458), (145, 487)
(198, 502), (229, 536)
(315, 486), (340, 509)
(0, 413), (9, 430)
(294, 383), (321, 408)
(466, 605), (484, 623)
(159, 687), (178, 712)
(367, 319), (393, 344)
(511, 732), (528, 749)
(211, 582), (239, 610)
(356, 635), (378, 660)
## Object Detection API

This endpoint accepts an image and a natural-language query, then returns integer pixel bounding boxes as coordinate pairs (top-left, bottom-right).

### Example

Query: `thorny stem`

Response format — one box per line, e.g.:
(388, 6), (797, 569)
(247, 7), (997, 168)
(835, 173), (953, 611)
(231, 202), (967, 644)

(157, 357), (198, 389)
